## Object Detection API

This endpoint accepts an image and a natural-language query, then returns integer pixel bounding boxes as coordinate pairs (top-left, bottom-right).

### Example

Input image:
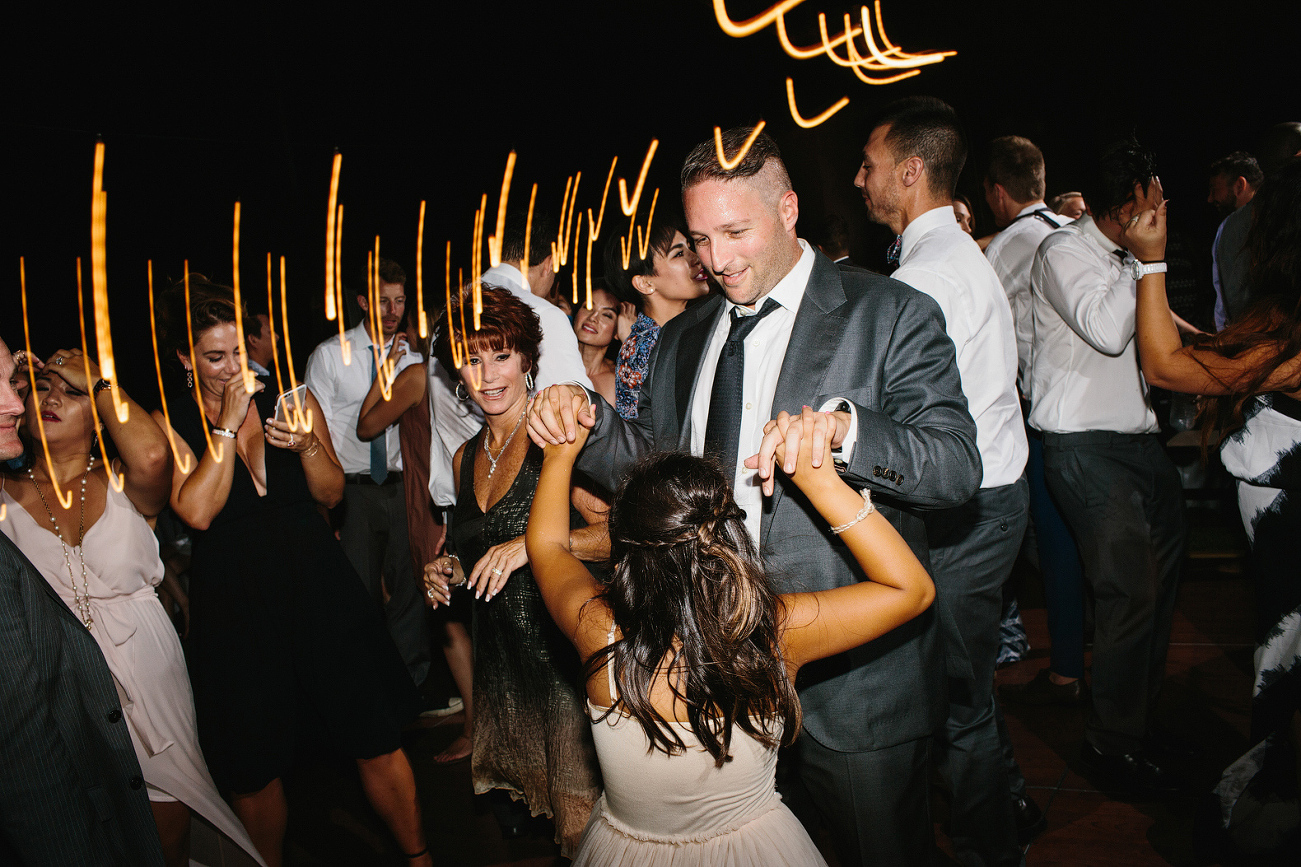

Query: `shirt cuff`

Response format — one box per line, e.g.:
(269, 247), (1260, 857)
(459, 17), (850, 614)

(819, 398), (857, 470)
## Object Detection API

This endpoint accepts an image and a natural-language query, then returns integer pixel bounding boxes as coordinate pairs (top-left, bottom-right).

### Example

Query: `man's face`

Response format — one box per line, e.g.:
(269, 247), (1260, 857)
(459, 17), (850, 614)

(360, 281), (406, 338)
(0, 340), (29, 460)
(854, 125), (904, 233)
(1207, 174), (1238, 218)
(684, 176), (797, 308)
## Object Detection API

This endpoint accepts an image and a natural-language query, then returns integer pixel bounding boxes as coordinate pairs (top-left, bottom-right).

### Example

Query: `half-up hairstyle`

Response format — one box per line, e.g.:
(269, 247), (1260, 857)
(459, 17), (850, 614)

(587, 452), (801, 767)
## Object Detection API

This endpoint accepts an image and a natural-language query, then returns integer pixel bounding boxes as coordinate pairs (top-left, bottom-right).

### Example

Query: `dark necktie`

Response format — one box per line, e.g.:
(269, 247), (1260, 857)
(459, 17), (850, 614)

(369, 348), (388, 483)
(886, 235), (903, 264)
(703, 298), (780, 474)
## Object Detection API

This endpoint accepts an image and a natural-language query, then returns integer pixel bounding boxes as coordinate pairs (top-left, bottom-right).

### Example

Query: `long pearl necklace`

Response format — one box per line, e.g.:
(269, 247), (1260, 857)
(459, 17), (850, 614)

(28, 455), (96, 630)
(482, 406), (526, 479)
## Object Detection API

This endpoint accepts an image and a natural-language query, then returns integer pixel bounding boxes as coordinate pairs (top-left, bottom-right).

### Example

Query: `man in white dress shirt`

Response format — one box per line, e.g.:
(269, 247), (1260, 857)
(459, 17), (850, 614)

(1028, 139), (1186, 796)
(305, 258), (430, 689)
(857, 97), (1029, 867)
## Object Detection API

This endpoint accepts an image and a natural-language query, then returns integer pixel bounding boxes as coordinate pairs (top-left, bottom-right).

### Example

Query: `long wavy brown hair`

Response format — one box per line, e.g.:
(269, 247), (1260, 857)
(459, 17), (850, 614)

(586, 452), (801, 767)
(1195, 156), (1301, 440)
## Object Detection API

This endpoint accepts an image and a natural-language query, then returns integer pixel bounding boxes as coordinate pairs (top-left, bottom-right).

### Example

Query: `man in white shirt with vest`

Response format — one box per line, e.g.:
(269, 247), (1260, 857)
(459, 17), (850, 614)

(305, 258), (430, 690)
(1028, 139), (1186, 797)
(856, 96), (1030, 867)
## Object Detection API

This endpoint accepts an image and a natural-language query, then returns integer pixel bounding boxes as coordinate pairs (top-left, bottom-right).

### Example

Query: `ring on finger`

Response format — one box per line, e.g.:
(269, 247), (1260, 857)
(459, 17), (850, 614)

(55, 357), (65, 365)
(492, 567), (503, 575)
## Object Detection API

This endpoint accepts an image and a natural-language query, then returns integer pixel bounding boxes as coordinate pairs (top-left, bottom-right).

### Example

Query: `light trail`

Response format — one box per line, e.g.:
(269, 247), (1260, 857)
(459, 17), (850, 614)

(276, 256), (312, 433)
(182, 266), (226, 463)
(714, 122), (768, 171)
(231, 202), (257, 394)
(488, 152), (516, 268)
(147, 262), (193, 473)
(76, 264), (124, 492)
(89, 142), (128, 424)
(325, 151), (342, 321)
(618, 140), (658, 218)
(416, 200), (428, 340)
(786, 77), (850, 127)
(20, 257), (74, 508)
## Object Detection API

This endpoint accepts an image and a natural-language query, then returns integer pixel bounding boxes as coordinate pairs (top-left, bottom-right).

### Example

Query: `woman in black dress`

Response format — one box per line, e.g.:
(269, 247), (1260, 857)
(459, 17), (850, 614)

(425, 284), (605, 855)
(153, 280), (431, 867)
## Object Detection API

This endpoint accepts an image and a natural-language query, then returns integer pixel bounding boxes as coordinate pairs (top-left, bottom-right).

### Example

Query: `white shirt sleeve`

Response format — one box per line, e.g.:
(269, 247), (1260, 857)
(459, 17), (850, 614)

(1033, 241), (1136, 357)
(533, 304), (595, 392)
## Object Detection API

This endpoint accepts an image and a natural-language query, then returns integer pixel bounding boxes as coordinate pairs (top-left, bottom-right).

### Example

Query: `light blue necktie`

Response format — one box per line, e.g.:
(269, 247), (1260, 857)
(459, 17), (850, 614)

(369, 348), (388, 483)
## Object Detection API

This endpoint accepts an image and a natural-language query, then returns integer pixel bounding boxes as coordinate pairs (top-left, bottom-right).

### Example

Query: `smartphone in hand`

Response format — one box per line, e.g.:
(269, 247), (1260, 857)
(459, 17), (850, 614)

(274, 384), (308, 423)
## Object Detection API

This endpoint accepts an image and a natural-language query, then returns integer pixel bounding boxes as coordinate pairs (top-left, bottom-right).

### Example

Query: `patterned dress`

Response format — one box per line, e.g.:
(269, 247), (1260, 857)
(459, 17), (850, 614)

(615, 313), (660, 419)
(1215, 392), (1301, 848)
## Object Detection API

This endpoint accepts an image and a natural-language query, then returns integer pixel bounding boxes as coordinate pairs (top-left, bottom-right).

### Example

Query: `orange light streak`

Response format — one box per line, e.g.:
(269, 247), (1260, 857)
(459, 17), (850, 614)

(182, 265), (225, 463)
(472, 196), (486, 328)
(146, 261), (192, 473)
(619, 140), (658, 217)
(553, 173), (582, 270)
(571, 216), (583, 305)
(325, 151), (342, 321)
(584, 212), (596, 310)
(367, 240), (396, 403)
(488, 152), (516, 268)
(714, 122), (767, 171)
(266, 255), (285, 398)
(416, 200), (428, 340)
(446, 241), (462, 369)
(774, 6), (860, 58)
(89, 141), (128, 424)
(21, 258), (74, 508)
(589, 157), (617, 240)
(522, 183), (538, 285)
(335, 203), (351, 365)
(635, 189), (660, 261)
(713, 0), (807, 36)
(277, 256), (312, 433)
(74, 265), (124, 492)
(231, 202), (256, 394)
(786, 77), (850, 127)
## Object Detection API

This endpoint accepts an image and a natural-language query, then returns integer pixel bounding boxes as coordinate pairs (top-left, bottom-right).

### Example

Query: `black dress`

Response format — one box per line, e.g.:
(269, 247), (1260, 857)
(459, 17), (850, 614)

(449, 433), (601, 856)
(171, 383), (420, 795)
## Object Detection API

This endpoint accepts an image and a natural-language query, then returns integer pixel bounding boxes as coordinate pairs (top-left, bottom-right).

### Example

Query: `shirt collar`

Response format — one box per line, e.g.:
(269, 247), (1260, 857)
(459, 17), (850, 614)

(1014, 202), (1049, 219)
(345, 320), (389, 351)
(481, 262), (528, 297)
(899, 205), (960, 261)
(726, 239), (814, 317)
(1076, 214), (1120, 257)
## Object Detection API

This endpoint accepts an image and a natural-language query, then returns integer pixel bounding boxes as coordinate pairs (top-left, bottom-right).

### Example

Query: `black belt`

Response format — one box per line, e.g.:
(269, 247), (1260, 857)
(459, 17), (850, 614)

(344, 471), (403, 486)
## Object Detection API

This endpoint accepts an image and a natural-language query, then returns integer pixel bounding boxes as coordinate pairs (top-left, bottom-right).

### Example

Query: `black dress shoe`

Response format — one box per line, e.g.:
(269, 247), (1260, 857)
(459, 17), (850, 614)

(1001, 667), (1088, 707)
(1079, 743), (1184, 797)
(1143, 723), (1200, 761)
(1014, 795), (1047, 845)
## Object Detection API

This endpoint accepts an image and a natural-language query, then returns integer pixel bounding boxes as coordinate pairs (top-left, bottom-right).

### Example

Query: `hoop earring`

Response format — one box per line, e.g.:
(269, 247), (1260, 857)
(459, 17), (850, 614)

(186, 368), (194, 389)
(524, 372), (535, 393)
(455, 382), (470, 401)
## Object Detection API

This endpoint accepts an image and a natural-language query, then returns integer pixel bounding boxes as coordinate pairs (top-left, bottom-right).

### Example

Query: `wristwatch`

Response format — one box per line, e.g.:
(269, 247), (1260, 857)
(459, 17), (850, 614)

(1125, 259), (1167, 281)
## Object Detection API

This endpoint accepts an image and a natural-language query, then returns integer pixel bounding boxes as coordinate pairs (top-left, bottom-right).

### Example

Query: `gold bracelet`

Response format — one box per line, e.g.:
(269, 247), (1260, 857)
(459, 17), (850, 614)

(829, 489), (874, 535)
(300, 440), (321, 458)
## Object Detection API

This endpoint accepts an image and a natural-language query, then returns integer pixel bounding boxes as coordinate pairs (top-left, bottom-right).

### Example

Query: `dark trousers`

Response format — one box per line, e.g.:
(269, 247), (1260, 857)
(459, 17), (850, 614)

(927, 479), (1029, 867)
(793, 733), (934, 867)
(1026, 428), (1087, 679)
(340, 480), (430, 688)
(1042, 432), (1185, 754)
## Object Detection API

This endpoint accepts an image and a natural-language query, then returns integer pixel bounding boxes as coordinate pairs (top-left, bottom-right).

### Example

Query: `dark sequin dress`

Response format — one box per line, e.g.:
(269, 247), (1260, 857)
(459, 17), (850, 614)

(450, 433), (601, 856)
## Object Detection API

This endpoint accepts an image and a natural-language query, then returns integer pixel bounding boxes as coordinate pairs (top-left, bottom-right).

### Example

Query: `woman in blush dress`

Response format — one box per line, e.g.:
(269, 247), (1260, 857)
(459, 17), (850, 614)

(526, 406), (936, 865)
(0, 347), (264, 867)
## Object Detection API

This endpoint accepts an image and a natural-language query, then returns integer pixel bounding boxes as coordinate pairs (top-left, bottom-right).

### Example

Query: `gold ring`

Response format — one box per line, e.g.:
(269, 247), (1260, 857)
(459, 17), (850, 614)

(492, 567), (503, 575)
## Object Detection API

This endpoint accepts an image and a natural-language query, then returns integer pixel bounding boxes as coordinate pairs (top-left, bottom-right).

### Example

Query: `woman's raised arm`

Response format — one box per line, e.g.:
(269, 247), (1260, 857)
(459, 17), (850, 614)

(764, 407), (936, 671)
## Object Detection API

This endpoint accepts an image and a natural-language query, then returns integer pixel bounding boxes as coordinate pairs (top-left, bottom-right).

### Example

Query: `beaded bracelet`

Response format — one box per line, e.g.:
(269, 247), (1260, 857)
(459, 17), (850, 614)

(829, 489), (874, 535)
(210, 427), (237, 439)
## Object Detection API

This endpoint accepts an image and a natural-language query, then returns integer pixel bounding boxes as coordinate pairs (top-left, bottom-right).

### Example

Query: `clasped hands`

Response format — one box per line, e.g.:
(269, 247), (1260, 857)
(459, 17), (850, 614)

(525, 384), (850, 496)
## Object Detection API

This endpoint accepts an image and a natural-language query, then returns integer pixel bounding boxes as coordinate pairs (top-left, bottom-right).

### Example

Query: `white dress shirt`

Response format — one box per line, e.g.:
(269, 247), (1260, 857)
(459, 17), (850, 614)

(893, 206), (1027, 489)
(690, 240), (844, 543)
(479, 262), (593, 391)
(304, 322), (424, 475)
(984, 202), (1066, 392)
(1027, 215), (1159, 435)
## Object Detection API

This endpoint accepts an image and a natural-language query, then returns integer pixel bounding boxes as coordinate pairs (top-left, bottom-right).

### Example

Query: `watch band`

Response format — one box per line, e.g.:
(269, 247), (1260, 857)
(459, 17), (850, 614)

(93, 378), (112, 397)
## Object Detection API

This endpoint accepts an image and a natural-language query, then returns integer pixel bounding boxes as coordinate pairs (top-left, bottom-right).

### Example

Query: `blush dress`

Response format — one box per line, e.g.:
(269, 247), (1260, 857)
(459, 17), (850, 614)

(573, 652), (828, 866)
(0, 473), (265, 865)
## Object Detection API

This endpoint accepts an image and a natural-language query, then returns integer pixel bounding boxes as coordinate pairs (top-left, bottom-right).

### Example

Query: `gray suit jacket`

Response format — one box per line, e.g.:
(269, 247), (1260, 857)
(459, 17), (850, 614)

(0, 533), (164, 866)
(578, 252), (981, 751)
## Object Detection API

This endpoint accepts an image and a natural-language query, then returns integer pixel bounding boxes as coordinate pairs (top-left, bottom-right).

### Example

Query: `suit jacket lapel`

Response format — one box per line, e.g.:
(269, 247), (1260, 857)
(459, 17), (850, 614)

(671, 296), (725, 448)
(763, 254), (848, 543)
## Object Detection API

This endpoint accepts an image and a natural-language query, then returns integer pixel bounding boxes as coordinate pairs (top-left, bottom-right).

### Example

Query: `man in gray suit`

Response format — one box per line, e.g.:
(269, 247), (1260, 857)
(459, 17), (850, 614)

(529, 128), (980, 866)
(0, 337), (164, 867)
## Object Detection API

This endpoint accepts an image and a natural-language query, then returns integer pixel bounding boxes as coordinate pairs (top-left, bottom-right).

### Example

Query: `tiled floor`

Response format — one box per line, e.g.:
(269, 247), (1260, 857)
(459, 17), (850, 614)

(263, 503), (1292, 866)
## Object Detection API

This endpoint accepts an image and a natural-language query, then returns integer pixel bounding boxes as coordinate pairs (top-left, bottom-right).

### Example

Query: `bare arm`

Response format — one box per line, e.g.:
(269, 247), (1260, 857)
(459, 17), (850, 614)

(769, 408), (936, 672)
(263, 388), (345, 509)
(1128, 202), (1300, 395)
(357, 346), (425, 441)
(570, 483), (610, 563)
(525, 407), (610, 661)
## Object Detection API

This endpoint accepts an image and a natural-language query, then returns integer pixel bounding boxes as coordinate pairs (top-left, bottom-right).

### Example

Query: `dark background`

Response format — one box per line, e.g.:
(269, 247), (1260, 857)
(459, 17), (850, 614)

(2, 1), (1295, 401)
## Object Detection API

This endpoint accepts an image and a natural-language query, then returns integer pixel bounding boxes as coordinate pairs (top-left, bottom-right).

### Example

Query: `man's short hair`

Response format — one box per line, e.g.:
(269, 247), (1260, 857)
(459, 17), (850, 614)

(1082, 137), (1157, 218)
(985, 136), (1046, 203)
(1048, 191), (1083, 212)
(377, 257), (406, 287)
(680, 127), (792, 196)
(871, 96), (967, 198)
(1209, 151), (1264, 189)
(500, 209), (559, 267)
